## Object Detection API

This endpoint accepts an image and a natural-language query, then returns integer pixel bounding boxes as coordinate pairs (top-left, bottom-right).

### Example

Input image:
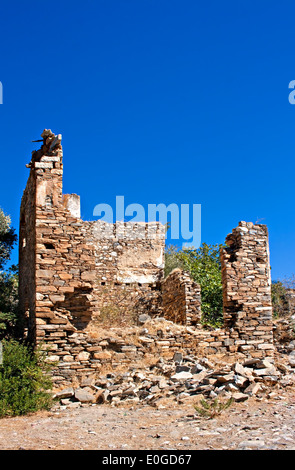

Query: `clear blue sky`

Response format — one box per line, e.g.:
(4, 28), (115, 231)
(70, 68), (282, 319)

(0, 0), (294, 281)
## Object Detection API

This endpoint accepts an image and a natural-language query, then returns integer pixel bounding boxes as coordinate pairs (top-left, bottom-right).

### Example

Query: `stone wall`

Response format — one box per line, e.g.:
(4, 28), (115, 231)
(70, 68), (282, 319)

(162, 268), (201, 326)
(220, 221), (274, 357)
(19, 130), (166, 356)
(19, 169), (37, 341)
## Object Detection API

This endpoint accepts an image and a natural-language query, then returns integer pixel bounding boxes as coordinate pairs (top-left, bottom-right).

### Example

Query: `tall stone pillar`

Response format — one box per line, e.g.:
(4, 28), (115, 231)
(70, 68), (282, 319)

(19, 130), (64, 342)
(221, 222), (274, 358)
(19, 129), (97, 346)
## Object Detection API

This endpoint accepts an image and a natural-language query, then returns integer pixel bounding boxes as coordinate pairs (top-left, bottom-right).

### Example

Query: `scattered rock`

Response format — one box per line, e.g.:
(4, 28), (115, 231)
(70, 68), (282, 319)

(238, 440), (266, 449)
(171, 371), (193, 381)
(53, 388), (75, 399)
(53, 352), (291, 408)
(243, 383), (261, 396)
(288, 351), (295, 367)
(232, 392), (249, 402)
(74, 389), (96, 403)
(138, 314), (151, 324)
(173, 352), (183, 364)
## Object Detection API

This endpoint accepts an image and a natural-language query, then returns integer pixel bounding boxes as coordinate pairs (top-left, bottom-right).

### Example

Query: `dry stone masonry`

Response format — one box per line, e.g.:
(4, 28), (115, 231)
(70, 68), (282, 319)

(162, 269), (201, 326)
(220, 222), (274, 357)
(19, 130), (276, 392)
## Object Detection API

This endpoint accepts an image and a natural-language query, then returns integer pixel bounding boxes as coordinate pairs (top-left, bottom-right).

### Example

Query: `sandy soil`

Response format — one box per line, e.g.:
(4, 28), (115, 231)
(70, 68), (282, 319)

(0, 389), (295, 451)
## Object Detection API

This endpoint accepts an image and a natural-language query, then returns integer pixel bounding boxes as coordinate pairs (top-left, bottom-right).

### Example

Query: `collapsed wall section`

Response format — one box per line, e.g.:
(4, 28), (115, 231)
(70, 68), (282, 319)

(89, 219), (165, 325)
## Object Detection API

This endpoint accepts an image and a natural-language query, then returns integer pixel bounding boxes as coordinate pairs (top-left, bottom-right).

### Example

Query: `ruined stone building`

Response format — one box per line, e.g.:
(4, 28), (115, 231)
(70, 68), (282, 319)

(19, 130), (274, 388)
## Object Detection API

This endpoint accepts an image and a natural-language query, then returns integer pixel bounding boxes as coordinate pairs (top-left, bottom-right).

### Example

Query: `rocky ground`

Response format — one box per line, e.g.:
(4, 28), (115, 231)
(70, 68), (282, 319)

(1, 349), (295, 451)
(0, 392), (294, 451)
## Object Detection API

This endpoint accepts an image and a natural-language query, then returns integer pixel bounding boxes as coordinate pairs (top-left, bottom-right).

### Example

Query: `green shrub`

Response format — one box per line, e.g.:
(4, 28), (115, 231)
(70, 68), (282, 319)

(194, 397), (233, 419)
(0, 266), (20, 339)
(271, 281), (289, 318)
(0, 208), (19, 340)
(0, 340), (53, 417)
(0, 209), (17, 271)
(164, 245), (185, 277)
(165, 243), (224, 326)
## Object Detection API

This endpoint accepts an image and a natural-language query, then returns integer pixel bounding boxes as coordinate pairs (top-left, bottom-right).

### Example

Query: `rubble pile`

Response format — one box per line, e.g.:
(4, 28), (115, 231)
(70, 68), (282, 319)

(53, 351), (295, 409)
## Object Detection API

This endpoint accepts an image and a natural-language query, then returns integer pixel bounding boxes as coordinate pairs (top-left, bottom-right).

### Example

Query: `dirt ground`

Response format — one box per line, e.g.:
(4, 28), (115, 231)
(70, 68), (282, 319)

(0, 388), (295, 451)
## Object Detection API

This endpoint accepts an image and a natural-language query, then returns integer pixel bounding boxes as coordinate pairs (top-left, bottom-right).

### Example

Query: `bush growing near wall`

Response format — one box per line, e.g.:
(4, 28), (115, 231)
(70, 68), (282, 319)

(272, 276), (295, 318)
(0, 208), (19, 339)
(165, 243), (224, 326)
(164, 245), (185, 277)
(0, 340), (53, 417)
(271, 281), (289, 318)
(0, 209), (17, 271)
(0, 265), (20, 339)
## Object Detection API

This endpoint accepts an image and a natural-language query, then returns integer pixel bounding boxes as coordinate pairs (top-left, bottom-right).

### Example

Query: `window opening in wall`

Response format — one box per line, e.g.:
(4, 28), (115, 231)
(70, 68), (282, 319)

(44, 243), (55, 250)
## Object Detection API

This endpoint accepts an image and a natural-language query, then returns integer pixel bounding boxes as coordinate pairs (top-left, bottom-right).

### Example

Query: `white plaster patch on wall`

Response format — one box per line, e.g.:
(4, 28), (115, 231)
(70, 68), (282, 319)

(117, 272), (159, 284)
(156, 247), (164, 268)
(63, 194), (81, 219)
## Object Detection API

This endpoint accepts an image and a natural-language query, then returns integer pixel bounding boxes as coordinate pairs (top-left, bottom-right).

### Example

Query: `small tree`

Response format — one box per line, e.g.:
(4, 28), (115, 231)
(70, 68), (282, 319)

(164, 245), (185, 277)
(282, 274), (295, 290)
(165, 243), (224, 326)
(0, 209), (17, 271)
(272, 275), (295, 318)
(271, 280), (289, 318)
(0, 208), (18, 339)
(0, 340), (53, 417)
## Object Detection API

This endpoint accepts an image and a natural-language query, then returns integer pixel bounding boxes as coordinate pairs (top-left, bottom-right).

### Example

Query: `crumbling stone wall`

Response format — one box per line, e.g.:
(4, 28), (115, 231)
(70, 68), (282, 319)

(19, 130), (275, 389)
(19, 169), (37, 341)
(19, 130), (166, 354)
(220, 221), (274, 357)
(162, 268), (201, 326)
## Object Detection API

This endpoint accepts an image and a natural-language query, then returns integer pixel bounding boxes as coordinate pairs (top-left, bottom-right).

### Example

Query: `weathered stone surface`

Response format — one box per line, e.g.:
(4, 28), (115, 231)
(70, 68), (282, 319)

(138, 314), (151, 324)
(74, 388), (96, 403)
(243, 382), (261, 396)
(162, 269), (201, 326)
(231, 392), (249, 402)
(171, 371), (193, 381)
(53, 387), (74, 399)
